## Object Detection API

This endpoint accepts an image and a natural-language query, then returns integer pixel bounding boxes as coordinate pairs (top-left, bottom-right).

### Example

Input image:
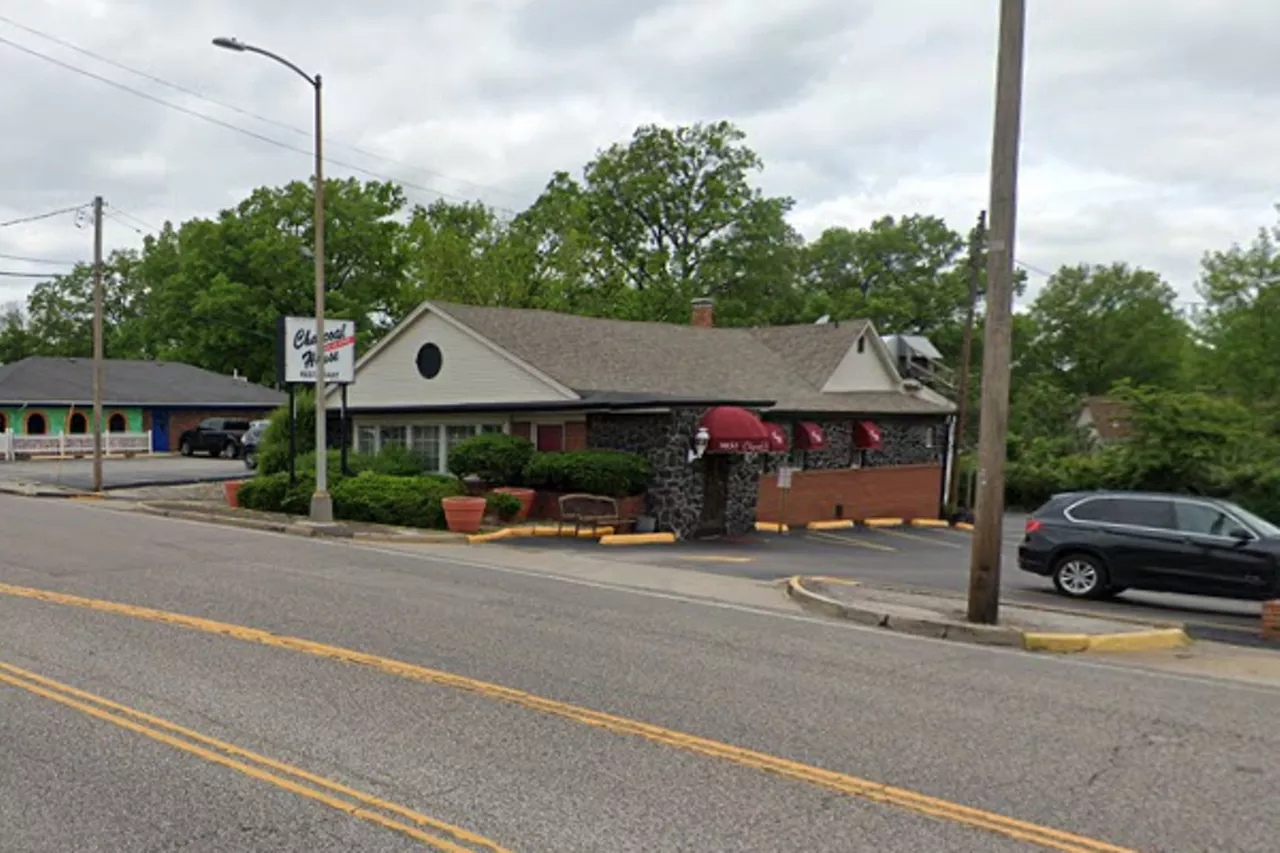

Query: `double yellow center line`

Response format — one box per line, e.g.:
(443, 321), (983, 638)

(0, 659), (510, 853)
(0, 581), (1141, 853)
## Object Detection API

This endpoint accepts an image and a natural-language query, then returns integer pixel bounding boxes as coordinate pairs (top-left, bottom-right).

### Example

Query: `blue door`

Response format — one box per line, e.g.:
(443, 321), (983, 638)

(151, 409), (170, 452)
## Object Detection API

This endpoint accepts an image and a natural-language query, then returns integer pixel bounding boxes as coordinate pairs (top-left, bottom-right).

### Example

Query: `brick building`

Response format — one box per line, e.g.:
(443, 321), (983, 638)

(335, 298), (955, 538)
(0, 357), (284, 453)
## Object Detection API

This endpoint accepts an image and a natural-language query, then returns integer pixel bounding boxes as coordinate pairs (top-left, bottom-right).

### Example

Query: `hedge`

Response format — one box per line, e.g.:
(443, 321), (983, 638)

(238, 470), (463, 528)
(447, 434), (535, 485)
(485, 491), (523, 522)
(521, 450), (650, 497)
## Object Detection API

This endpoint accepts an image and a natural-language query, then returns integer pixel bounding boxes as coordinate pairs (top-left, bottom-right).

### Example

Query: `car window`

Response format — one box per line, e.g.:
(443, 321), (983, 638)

(1175, 502), (1236, 537)
(1066, 498), (1118, 521)
(1110, 499), (1176, 529)
(225, 420), (252, 431)
(199, 418), (220, 430)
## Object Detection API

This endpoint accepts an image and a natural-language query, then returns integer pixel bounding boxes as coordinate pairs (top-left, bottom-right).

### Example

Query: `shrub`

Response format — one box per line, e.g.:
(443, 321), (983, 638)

(522, 450), (650, 497)
(295, 446), (427, 478)
(237, 471), (315, 515)
(258, 390), (315, 476)
(447, 433), (535, 485)
(332, 472), (463, 528)
(485, 491), (523, 522)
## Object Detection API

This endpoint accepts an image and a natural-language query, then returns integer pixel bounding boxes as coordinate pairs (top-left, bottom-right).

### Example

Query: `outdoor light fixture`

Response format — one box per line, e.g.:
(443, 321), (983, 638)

(688, 426), (711, 463)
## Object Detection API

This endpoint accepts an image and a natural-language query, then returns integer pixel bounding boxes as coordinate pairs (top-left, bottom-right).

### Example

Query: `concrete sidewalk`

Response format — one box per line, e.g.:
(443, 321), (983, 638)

(788, 576), (1191, 652)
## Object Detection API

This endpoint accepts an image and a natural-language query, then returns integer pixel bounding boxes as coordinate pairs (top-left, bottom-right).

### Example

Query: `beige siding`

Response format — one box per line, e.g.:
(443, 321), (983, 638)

(344, 310), (576, 409)
(821, 334), (899, 392)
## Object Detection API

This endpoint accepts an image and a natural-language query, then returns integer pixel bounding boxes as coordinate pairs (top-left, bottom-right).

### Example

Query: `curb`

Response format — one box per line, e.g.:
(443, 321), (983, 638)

(755, 521), (790, 533)
(600, 532), (677, 546)
(784, 576), (1191, 652)
(909, 518), (951, 528)
(133, 503), (468, 544)
(863, 517), (905, 528)
(954, 522), (975, 532)
(467, 525), (615, 544)
(807, 520), (854, 531)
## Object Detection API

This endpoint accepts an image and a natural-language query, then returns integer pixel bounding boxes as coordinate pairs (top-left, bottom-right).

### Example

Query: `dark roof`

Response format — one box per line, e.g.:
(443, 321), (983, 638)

(429, 302), (951, 415)
(0, 357), (286, 407)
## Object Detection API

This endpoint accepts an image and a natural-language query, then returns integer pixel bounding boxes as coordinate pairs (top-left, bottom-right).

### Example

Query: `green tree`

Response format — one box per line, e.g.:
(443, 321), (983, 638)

(0, 301), (34, 363)
(22, 250), (150, 358)
(1021, 263), (1190, 397)
(517, 121), (805, 325)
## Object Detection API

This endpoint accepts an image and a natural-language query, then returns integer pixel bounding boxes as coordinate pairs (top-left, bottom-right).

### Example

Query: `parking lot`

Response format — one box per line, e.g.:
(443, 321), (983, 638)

(0, 455), (247, 491)
(493, 517), (1269, 644)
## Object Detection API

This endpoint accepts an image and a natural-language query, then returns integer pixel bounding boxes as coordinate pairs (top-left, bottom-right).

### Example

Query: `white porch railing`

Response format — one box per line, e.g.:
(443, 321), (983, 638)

(1, 430), (153, 461)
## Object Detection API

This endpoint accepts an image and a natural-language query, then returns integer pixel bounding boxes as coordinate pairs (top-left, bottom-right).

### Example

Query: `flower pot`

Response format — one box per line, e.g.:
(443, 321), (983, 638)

(492, 487), (535, 522)
(224, 480), (245, 508)
(442, 495), (487, 534)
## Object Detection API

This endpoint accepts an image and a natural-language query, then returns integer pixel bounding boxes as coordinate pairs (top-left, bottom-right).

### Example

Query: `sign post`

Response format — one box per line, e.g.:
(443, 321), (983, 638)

(776, 465), (793, 533)
(276, 317), (357, 488)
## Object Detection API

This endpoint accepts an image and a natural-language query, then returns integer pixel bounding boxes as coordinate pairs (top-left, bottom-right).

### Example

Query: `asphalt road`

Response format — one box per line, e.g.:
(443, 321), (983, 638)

(497, 520), (1269, 642)
(1, 494), (1277, 852)
(0, 455), (247, 490)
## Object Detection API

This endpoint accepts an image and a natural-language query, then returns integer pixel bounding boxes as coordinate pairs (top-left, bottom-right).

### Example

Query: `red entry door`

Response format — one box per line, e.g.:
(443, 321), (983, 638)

(536, 424), (564, 452)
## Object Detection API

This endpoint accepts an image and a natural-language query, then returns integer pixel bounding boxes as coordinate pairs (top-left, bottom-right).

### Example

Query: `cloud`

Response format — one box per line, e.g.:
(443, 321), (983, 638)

(2, 0), (1278, 311)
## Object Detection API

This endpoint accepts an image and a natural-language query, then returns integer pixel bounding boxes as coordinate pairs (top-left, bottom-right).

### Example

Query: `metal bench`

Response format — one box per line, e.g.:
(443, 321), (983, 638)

(557, 493), (634, 536)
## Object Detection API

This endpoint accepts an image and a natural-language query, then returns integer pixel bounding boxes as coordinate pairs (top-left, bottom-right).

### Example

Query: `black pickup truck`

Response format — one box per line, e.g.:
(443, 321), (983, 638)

(177, 418), (253, 459)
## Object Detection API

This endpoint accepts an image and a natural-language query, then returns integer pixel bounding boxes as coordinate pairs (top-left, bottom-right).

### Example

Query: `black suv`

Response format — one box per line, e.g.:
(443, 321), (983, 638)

(1019, 491), (1280, 601)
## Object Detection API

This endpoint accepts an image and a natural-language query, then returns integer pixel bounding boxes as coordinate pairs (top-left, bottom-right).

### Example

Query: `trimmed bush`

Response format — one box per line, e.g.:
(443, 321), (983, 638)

(485, 491), (523, 522)
(522, 450), (650, 497)
(258, 391), (315, 476)
(295, 446), (427, 478)
(332, 472), (464, 528)
(237, 471), (315, 515)
(447, 433), (535, 485)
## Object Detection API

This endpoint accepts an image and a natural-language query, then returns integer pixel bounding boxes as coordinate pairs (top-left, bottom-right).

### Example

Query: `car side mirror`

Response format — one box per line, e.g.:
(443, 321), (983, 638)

(1227, 527), (1252, 543)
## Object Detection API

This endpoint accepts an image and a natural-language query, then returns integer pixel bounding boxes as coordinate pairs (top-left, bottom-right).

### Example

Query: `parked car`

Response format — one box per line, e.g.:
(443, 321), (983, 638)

(1018, 490), (1280, 601)
(177, 418), (253, 459)
(240, 420), (271, 470)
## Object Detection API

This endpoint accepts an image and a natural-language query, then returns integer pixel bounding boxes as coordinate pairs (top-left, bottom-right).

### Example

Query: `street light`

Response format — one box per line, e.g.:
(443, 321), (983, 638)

(213, 35), (333, 523)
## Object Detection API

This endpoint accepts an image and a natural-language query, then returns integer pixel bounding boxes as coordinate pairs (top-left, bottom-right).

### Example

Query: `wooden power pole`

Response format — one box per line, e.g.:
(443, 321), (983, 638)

(967, 0), (1026, 625)
(91, 195), (104, 494)
(948, 209), (986, 513)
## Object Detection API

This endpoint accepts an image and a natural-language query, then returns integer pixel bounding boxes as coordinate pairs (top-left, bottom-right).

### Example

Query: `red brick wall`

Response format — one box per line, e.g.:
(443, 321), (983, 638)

(511, 421), (531, 440)
(565, 422), (587, 451)
(756, 464), (943, 525)
(167, 409), (276, 447)
(1264, 600), (1280, 641)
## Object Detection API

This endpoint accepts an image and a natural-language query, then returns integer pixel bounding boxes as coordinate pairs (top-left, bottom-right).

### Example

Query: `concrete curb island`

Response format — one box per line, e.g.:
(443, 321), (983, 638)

(785, 575), (1192, 653)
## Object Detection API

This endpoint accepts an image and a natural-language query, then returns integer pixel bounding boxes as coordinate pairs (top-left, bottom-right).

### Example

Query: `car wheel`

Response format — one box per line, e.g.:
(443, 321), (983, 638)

(179, 439), (192, 457)
(1052, 553), (1109, 599)
(243, 450), (257, 470)
(222, 441), (239, 459)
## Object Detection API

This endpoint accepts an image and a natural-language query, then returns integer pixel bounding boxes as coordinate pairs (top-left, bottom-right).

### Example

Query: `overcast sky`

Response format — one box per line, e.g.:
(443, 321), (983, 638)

(2, 0), (1277, 312)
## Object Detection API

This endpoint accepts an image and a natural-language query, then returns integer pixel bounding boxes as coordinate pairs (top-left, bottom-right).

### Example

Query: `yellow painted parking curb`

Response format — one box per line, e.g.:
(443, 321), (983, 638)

(863, 518), (904, 528)
(599, 532), (677, 546)
(1022, 628), (1190, 654)
(953, 522), (975, 532)
(807, 520), (854, 531)
(468, 524), (614, 544)
(909, 518), (950, 528)
(755, 521), (790, 533)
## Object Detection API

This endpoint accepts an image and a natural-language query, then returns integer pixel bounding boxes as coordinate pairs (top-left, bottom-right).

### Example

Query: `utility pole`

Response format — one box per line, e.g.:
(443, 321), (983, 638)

(91, 195), (104, 494)
(967, 0), (1026, 625)
(948, 210), (986, 514)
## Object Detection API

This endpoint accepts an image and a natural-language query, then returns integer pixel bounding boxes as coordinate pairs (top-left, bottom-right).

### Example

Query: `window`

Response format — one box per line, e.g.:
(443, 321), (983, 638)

(0, 412), (7, 432)
(225, 420), (251, 431)
(25, 412), (47, 435)
(536, 424), (564, 452)
(1176, 502), (1237, 537)
(199, 418), (221, 430)
(379, 425), (408, 450)
(446, 425), (475, 456)
(356, 425), (378, 455)
(1070, 497), (1175, 529)
(856, 336), (866, 354)
(108, 413), (127, 432)
(410, 425), (441, 472)
(480, 424), (504, 435)
(67, 412), (89, 434)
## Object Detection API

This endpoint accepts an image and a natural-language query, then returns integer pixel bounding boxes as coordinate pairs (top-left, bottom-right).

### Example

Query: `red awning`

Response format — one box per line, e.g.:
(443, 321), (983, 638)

(766, 423), (790, 453)
(793, 421), (827, 451)
(853, 420), (882, 450)
(700, 406), (774, 453)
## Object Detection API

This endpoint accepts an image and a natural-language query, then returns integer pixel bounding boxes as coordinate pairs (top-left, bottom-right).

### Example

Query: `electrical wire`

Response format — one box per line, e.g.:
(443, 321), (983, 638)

(0, 270), (60, 278)
(0, 204), (91, 229)
(0, 13), (526, 203)
(0, 35), (519, 215)
(0, 251), (77, 266)
(105, 204), (159, 234)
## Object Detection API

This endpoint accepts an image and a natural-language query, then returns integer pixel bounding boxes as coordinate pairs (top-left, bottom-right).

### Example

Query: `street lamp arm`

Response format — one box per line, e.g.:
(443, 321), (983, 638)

(211, 37), (317, 87)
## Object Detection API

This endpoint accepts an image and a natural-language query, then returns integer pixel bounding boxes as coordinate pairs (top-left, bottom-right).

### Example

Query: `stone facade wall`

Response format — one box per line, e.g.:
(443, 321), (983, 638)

(762, 416), (947, 471)
(587, 409), (762, 539)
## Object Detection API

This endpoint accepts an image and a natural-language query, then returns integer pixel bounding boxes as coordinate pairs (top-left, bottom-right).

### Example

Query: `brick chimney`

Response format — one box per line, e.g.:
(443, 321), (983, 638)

(691, 297), (714, 328)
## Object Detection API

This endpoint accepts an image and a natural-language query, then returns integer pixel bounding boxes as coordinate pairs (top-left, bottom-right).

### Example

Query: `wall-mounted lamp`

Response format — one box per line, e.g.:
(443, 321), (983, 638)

(688, 426), (711, 463)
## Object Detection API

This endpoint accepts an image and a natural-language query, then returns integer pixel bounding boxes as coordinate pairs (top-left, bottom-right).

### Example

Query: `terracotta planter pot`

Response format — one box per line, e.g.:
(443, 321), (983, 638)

(224, 480), (245, 508)
(442, 495), (487, 534)
(492, 487), (535, 522)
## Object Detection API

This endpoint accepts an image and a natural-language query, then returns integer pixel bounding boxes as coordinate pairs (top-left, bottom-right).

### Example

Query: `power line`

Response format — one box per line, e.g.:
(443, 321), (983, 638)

(0, 269), (60, 278)
(0, 14), (526, 203)
(0, 35), (520, 216)
(0, 251), (78, 265)
(105, 204), (159, 233)
(0, 203), (91, 229)
(103, 210), (147, 236)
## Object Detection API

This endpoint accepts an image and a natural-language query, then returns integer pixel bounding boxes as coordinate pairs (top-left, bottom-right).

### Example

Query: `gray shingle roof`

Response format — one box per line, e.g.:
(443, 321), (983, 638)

(0, 357), (286, 407)
(429, 302), (952, 415)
